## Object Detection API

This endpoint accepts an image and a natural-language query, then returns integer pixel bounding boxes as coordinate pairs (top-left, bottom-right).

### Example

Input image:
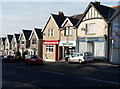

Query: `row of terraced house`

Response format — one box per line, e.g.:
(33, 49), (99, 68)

(0, 2), (120, 64)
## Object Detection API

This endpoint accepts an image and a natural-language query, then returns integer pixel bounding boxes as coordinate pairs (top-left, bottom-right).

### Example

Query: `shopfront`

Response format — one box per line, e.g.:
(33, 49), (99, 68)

(59, 41), (76, 59)
(77, 37), (106, 58)
(43, 40), (59, 62)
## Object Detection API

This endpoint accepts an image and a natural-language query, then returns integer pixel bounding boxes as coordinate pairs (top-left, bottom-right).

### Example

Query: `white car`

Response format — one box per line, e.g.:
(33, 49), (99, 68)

(68, 52), (94, 63)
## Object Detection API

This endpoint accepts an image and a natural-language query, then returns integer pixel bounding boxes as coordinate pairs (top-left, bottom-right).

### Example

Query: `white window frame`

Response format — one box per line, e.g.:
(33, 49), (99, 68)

(86, 23), (95, 35)
(64, 27), (72, 36)
(48, 29), (54, 37)
(46, 45), (54, 53)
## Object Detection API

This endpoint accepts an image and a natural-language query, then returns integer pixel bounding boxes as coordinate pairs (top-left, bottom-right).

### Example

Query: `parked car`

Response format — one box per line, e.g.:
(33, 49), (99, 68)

(68, 52), (94, 63)
(25, 55), (43, 65)
(2, 55), (14, 62)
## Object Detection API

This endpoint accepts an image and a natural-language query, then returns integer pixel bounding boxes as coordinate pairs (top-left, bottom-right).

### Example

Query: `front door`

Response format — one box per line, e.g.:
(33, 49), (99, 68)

(87, 42), (94, 55)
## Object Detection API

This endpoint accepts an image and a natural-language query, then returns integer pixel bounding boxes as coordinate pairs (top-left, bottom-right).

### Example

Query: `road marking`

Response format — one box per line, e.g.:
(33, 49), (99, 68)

(85, 77), (120, 85)
(17, 67), (31, 70)
(40, 70), (65, 75)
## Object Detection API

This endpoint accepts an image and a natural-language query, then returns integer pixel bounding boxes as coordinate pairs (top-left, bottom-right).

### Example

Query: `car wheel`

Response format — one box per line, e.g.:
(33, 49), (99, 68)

(79, 59), (82, 64)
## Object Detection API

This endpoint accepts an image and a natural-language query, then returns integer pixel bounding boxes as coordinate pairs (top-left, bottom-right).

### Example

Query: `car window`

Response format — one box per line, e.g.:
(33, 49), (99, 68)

(26, 56), (31, 59)
(8, 56), (13, 58)
(79, 53), (83, 56)
(84, 52), (92, 56)
(4, 56), (7, 58)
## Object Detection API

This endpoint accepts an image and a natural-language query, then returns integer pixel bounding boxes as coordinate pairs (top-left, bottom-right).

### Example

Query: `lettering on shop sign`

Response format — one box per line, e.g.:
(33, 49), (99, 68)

(62, 43), (73, 46)
(78, 37), (105, 42)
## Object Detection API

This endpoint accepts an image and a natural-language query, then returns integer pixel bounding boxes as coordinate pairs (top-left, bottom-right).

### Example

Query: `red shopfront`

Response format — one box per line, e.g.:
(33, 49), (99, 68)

(43, 40), (59, 61)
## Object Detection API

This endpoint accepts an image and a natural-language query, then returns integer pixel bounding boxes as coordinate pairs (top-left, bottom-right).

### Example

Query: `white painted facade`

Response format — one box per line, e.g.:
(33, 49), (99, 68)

(77, 4), (108, 59)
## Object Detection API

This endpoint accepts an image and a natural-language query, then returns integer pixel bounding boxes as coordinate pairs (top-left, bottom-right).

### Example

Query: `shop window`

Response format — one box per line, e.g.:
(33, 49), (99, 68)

(48, 29), (54, 37)
(46, 45), (54, 53)
(85, 23), (95, 35)
(64, 27), (72, 36)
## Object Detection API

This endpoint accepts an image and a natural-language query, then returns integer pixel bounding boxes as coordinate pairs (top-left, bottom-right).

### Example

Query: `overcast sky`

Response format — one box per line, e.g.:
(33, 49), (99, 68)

(0, 0), (120, 36)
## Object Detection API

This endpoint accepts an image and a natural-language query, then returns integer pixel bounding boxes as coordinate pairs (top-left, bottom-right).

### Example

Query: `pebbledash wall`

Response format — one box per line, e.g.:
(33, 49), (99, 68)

(109, 13), (120, 64)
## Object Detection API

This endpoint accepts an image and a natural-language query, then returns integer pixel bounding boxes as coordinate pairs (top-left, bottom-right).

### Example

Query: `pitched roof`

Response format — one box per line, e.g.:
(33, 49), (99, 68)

(70, 14), (83, 20)
(51, 14), (67, 28)
(22, 30), (32, 40)
(2, 37), (6, 43)
(109, 6), (120, 22)
(34, 28), (43, 39)
(76, 2), (116, 28)
(68, 17), (79, 26)
(14, 34), (20, 43)
(7, 35), (13, 43)
(92, 2), (115, 21)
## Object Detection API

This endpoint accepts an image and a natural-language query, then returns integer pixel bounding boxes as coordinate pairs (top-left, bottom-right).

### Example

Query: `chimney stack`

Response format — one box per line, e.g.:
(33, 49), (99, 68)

(58, 11), (64, 16)
(95, 1), (100, 5)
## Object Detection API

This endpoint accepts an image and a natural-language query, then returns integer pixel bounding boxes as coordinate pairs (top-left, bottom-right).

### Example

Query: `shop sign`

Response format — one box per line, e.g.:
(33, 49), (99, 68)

(59, 41), (76, 46)
(43, 40), (59, 45)
(77, 37), (105, 42)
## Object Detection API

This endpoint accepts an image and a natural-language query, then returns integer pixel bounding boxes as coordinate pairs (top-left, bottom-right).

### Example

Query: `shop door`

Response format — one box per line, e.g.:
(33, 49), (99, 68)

(59, 47), (63, 59)
(69, 47), (75, 56)
(87, 42), (94, 55)
(56, 45), (58, 61)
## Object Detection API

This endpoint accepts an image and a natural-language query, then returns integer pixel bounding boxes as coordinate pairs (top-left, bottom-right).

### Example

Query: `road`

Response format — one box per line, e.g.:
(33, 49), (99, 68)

(1, 59), (120, 89)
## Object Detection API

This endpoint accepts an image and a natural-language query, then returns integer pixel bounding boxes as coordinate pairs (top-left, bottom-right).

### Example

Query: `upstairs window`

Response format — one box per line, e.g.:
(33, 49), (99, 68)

(21, 40), (24, 44)
(85, 23), (95, 35)
(32, 39), (36, 44)
(13, 42), (15, 47)
(48, 29), (54, 37)
(64, 27), (72, 36)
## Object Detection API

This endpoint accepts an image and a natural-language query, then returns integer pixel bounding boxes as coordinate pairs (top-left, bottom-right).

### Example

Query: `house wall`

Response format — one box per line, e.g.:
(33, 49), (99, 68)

(59, 20), (77, 59)
(38, 39), (43, 58)
(78, 19), (108, 37)
(43, 16), (59, 61)
(77, 5), (108, 59)
(0, 38), (3, 56)
(110, 13), (120, 64)
(4, 39), (12, 55)
(60, 23), (77, 41)
(29, 32), (43, 57)
(43, 17), (60, 40)
(19, 33), (27, 54)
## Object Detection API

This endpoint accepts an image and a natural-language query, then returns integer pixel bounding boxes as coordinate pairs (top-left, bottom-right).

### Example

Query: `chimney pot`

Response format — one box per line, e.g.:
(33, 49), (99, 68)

(95, 1), (100, 5)
(58, 11), (64, 16)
